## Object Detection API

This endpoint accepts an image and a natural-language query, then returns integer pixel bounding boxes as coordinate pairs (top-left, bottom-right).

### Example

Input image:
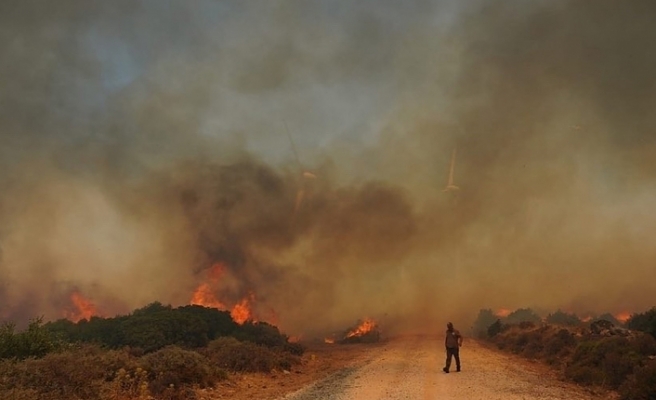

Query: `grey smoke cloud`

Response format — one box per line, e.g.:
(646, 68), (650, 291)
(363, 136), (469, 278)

(1, 0), (655, 335)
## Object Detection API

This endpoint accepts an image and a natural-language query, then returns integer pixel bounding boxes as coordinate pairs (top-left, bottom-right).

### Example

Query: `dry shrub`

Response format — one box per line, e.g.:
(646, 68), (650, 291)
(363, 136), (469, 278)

(0, 344), (140, 400)
(0, 388), (39, 400)
(206, 337), (299, 373)
(619, 358), (656, 400)
(565, 336), (643, 389)
(544, 328), (578, 359)
(140, 346), (220, 400)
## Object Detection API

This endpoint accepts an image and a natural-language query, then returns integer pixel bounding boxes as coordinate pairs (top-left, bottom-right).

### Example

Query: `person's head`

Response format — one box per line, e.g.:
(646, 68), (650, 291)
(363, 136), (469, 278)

(447, 322), (454, 331)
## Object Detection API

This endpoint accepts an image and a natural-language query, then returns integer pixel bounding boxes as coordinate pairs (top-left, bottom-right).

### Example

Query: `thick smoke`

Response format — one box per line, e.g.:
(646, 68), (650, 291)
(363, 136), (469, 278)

(1, 1), (655, 335)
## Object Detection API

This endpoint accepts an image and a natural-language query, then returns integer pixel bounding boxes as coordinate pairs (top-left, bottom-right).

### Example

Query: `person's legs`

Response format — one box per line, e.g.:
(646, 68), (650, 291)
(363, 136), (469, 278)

(453, 347), (461, 371)
(444, 347), (454, 372)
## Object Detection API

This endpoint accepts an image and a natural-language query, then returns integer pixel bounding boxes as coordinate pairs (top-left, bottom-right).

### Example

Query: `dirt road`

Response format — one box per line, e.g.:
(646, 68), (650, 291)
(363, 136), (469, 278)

(279, 335), (615, 400)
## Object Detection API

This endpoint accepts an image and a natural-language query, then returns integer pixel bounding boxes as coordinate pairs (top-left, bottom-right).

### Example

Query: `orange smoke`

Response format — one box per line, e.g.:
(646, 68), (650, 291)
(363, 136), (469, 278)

(65, 291), (98, 322)
(346, 318), (377, 338)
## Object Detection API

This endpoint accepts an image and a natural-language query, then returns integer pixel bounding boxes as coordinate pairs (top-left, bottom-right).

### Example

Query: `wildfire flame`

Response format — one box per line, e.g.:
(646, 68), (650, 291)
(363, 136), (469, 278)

(615, 311), (631, 324)
(495, 308), (511, 318)
(190, 283), (226, 309)
(189, 263), (256, 325)
(346, 318), (377, 338)
(66, 291), (98, 322)
(230, 293), (255, 325)
(324, 337), (335, 344)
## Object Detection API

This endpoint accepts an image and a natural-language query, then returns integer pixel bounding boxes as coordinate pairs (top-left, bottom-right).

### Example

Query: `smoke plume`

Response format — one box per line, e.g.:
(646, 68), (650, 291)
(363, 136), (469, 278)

(1, 0), (655, 335)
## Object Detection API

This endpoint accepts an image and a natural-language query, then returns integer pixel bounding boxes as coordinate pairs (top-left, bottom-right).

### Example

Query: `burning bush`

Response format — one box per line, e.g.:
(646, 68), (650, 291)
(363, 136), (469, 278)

(339, 319), (380, 344)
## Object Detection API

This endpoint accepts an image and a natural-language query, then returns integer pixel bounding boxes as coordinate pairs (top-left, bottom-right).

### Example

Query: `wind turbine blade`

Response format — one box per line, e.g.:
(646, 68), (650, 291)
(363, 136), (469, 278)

(448, 148), (456, 186)
(284, 120), (303, 173)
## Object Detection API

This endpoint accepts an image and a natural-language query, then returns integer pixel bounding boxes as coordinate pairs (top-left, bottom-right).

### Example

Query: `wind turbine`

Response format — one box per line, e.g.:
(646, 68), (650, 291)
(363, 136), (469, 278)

(284, 121), (316, 213)
(443, 147), (460, 192)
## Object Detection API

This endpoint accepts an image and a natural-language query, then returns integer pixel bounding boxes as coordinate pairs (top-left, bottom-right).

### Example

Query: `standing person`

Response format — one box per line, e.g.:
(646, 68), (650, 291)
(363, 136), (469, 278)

(443, 322), (463, 373)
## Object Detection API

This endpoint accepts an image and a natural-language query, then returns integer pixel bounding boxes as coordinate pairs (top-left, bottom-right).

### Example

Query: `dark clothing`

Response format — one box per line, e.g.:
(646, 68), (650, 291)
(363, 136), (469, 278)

(444, 327), (462, 372)
(445, 346), (460, 371)
(445, 329), (462, 348)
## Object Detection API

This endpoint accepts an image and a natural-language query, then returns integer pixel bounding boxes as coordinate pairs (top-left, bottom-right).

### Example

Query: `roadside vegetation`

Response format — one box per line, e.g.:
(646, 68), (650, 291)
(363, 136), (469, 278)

(0, 303), (303, 400)
(473, 306), (656, 400)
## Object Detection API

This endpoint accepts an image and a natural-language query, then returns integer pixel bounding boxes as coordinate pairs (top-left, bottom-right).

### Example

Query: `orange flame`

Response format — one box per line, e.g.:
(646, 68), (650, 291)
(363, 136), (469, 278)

(66, 291), (98, 322)
(346, 318), (377, 338)
(231, 293), (255, 325)
(189, 263), (259, 325)
(324, 337), (335, 344)
(190, 263), (227, 309)
(615, 311), (631, 324)
(190, 283), (226, 309)
(495, 308), (511, 318)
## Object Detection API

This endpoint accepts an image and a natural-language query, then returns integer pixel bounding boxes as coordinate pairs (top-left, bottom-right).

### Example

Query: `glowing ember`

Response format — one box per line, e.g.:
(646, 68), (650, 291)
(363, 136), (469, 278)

(324, 338), (335, 344)
(66, 291), (98, 322)
(346, 318), (377, 338)
(231, 293), (255, 325)
(615, 311), (631, 324)
(495, 308), (511, 318)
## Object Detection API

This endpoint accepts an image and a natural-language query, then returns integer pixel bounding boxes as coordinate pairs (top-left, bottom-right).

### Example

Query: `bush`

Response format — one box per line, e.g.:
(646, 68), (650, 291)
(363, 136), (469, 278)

(505, 308), (541, 325)
(0, 344), (139, 400)
(628, 308), (656, 338)
(140, 346), (219, 399)
(565, 336), (644, 389)
(473, 309), (499, 338)
(544, 329), (577, 358)
(487, 319), (505, 338)
(206, 337), (299, 373)
(546, 310), (582, 327)
(619, 358), (656, 400)
(0, 319), (61, 360)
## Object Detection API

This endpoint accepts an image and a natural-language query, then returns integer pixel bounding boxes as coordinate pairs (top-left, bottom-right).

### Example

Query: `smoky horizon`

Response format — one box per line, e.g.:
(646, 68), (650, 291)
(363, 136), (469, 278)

(1, 0), (655, 337)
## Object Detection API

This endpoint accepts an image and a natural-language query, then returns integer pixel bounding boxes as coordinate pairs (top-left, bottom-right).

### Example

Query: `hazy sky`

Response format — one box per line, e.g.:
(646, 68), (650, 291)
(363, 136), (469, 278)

(1, 0), (655, 335)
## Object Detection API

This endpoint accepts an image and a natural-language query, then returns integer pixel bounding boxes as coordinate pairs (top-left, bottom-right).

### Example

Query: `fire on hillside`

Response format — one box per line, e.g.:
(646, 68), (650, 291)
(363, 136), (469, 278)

(189, 262), (257, 325)
(324, 318), (381, 344)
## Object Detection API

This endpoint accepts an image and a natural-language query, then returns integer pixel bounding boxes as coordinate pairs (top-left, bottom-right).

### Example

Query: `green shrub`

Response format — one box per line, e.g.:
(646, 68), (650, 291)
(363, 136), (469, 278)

(546, 310), (582, 327)
(505, 308), (541, 325)
(473, 309), (498, 338)
(206, 337), (299, 373)
(628, 308), (656, 338)
(0, 319), (61, 360)
(619, 358), (656, 400)
(0, 344), (137, 400)
(565, 336), (643, 389)
(544, 329), (577, 358)
(140, 345), (219, 399)
(487, 319), (505, 338)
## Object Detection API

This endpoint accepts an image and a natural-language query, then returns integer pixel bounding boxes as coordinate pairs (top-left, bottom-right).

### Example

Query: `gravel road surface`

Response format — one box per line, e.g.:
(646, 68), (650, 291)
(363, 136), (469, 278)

(279, 335), (614, 400)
